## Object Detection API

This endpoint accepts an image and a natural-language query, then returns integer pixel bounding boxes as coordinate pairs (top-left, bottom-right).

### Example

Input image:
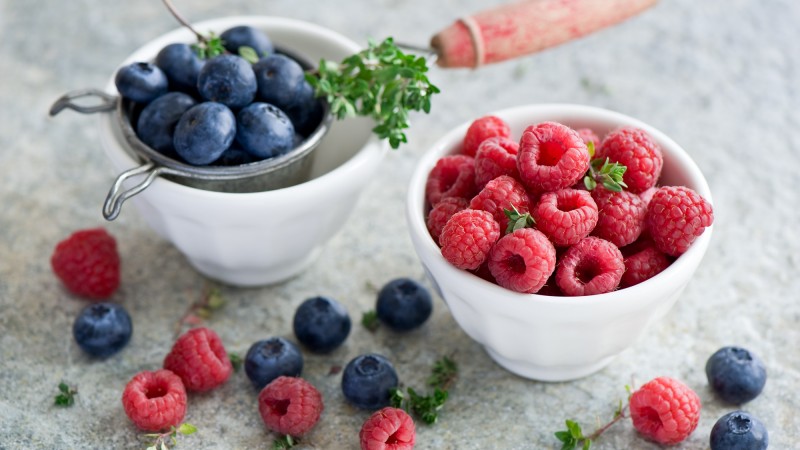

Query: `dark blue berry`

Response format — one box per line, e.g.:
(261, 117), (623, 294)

(285, 81), (324, 136)
(136, 92), (196, 155)
(235, 102), (294, 159)
(173, 102), (236, 165)
(155, 43), (205, 93)
(212, 145), (258, 166)
(710, 411), (768, 450)
(197, 55), (257, 109)
(253, 54), (305, 113)
(341, 354), (398, 410)
(293, 296), (351, 353)
(115, 62), (168, 104)
(72, 302), (132, 358)
(376, 278), (433, 331)
(705, 346), (767, 404)
(244, 337), (304, 390)
(220, 25), (274, 57)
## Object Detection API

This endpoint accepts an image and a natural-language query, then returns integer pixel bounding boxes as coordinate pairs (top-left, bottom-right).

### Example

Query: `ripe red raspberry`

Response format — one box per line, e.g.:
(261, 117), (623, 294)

(576, 128), (600, 148)
(50, 228), (120, 300)
(474, 136), (520, 189)
(596, 127), (663, 193)
(532, 189), (598, 247)
(517, 122), (590, 193)
(427, 197), (469, 244)
(646, 186), (714, 256)
(639, 186), (658, 208)
(629, 376), (701, 445)
(440, 209), (500, 270)
(258, 376), (323, 437)
(487, 228), (556, 293)
(121, 369), (187, 432)
(163, 327), (233, 392)
(469, 175), (530, 232)
(620, 238), (671, 287)
(462, 115), (511, 157)
(425, 155), (476, 206)
(359, 407), (416, 450)
(592, 188), (647, 248)
(556, 237), (624, 296)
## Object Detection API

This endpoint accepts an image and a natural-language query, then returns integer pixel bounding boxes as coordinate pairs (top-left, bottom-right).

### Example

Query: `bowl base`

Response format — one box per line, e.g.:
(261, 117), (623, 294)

(187, 248), (322, 287)
(484, 347), (617, 382)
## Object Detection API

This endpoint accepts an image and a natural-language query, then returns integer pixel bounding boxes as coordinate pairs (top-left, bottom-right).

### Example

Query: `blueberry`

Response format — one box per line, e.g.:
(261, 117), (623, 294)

(212, 145), (258, 166)
(220, 25), (274, 57)
(253, 54), (306, 112)
(155, 43), (205, 93)
(705, 346), (767, 404)
(376, 278), (433, 331)
(197, 54), (257, 109)
(115, 62), (169, 104)
(710, 411), (768, 450)
(173, 102), (236, 165)
(235, 102), (294, 159)
(244, 337), (304, 390)
(285, 81), (324, 136)
(136, 92), (196, 155)
(72, 302), (132, 358)
(293, 296), (351, 353)
(341, 354), (398, 410)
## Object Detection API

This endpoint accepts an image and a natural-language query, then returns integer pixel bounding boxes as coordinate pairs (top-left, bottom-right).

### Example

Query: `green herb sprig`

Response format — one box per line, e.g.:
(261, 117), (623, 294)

(272, 435), (296, 449)
(54, 382), (77, 407)
(143, 423), (197, 450)
(583, 142), (628, 192)
(504, 204), (535, 234)
(361, 310), (380, 332)
(390, 355), (458, 425)
(554, 385), (633, 449)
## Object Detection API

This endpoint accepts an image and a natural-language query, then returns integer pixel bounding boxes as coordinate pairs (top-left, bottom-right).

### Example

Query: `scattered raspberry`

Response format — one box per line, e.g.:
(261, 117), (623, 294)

(532, 189), (598, 247)
(596, 127), (663, 193)
(425, 155), (476, 206)
(439, 209), (500, 270)
(163, 327), (233, 392)
(462, 115), (511, 157)
(517, 122), (590, 192)
(427, 197), (469, 244)
(121, 369), (187, 432)
(620, 238), (671, 288)
(592, 188), (647, 248)
(50, 228), (120, 300)
(359, 407), (416, 450)
(576, 128), (600, 148)
(487, 228), (556, 293)
(258, 376), (324, 437)
(646, 186), (713, 256)
(469, 175), (530, 232)
(556, 237), (624, 296)
(474, 136), (520, 189)
(629, 376), (701, 445)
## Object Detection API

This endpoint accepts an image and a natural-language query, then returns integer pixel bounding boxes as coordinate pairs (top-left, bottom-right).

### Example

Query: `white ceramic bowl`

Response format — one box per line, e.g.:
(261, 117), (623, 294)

(99, 16), (386, 286)
(406, 104), (713, 382)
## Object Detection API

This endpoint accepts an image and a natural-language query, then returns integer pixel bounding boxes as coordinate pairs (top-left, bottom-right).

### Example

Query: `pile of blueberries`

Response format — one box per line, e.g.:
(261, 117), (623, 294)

(114, 25), (323, 166)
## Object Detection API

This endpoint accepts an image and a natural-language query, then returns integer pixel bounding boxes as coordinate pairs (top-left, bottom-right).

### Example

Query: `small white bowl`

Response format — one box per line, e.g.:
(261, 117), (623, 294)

(406, 104), (713, 382)
(98, 16), (387, 286)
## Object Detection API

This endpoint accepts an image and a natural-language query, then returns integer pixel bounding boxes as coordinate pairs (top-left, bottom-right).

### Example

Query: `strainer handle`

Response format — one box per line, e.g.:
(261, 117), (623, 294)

(103, 162), (165, 221)
(49, 89), (117, 116)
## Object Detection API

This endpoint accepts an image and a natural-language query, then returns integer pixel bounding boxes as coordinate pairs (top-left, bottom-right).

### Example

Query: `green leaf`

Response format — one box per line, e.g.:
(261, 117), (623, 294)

(160, 442), (168, 450)
(566, 420), (583, 439)
(178, 423), (197, 435)
(361, 310), (380, 332)
(229, 352), (243, 372)
(238, 46), (260, 64)
(389, 387), (405, 409)
(554, 430), (572, 442)
(58, 382), (69, 394)
(587, 140), (595, 158)
(583, 439), (592, 450)
(503, 205), (535, 234)
(54, 382), (76, 407)
(272, 435), (296, 449)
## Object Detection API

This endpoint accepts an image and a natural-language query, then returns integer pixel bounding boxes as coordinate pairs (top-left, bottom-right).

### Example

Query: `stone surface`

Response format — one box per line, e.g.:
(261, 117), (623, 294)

(1, 0), (798, 449)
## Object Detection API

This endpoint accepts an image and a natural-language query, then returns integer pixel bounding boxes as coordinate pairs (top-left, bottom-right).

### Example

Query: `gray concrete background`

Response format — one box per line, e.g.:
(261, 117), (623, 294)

(1, 0), (798, 448)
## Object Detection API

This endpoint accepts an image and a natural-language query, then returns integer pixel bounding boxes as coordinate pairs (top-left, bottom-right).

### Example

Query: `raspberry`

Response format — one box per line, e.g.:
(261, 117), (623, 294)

(440, 209), (500, 270)
(620, 239), (671, 288)
(258, 376), (323, 437)
(425, 155), (476, 206)
(50, 228), (120, 300)
(576, 128), (600, 147)
(639, 186), (658, 208)
(121, 369), (187, 432)
(591, 188), (647, 248)
(646, 186), (714, 256)
(596, 127), (663, 193)
(474, 136), (519, 189)
(556, 237), (624, 296)
(487, 228), (556, 293)
(359, 407), (416, 450)
(426, 197), (469, 244)
(163, 327), (233, 392)
(532, 189), (598, 247)
(469, 175), (530, 232)
(462, 115), (511, 157)
(629, 376), (701, 445)
(517, 122), (590, 192)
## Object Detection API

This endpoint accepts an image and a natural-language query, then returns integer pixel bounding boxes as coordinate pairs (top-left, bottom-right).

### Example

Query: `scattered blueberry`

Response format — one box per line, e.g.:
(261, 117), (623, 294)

(253, 54), (305, 113)
(72, 302), (133, 358)
(244, 337), (304, 390)
(136, 92), (196, 155)
(293, 296), (351, 353)
(173, 102), (236, 165)
(197, 54), (257, 109)
(220, 25), (274, 57)
(710, 411), (768, 450)
(376, 278), (433, 331)
(285, 81), (324, 136)
(115, 62), (169, 104)
(155, 43), (205, 93)
(706, 346), (767, 404)
(235, 102), (295, 159)
(341, 353), (398, 410)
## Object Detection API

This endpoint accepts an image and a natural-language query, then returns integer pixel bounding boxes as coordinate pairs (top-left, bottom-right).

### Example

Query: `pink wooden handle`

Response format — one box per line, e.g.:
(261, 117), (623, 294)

(431, 0), (659, 68)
